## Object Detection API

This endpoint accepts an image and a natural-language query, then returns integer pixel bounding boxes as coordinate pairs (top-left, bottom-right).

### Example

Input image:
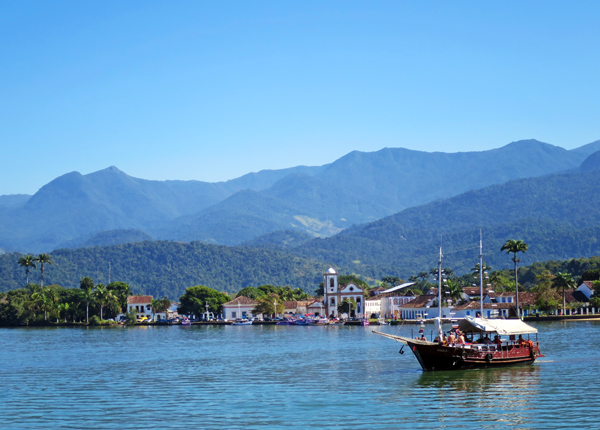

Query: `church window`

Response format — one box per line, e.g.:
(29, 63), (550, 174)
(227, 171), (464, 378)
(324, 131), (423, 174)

(330, 279), (334, 288)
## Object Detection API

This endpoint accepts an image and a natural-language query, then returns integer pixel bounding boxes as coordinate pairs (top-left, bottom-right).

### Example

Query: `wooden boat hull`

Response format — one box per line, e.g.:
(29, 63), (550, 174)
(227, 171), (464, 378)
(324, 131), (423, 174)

(375, 331), (543, 371)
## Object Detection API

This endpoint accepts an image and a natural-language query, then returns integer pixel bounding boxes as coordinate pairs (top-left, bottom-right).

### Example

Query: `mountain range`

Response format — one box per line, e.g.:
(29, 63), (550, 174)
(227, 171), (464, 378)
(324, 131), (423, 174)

(1, 139), (599, 253)
(2, 138), (600, 296)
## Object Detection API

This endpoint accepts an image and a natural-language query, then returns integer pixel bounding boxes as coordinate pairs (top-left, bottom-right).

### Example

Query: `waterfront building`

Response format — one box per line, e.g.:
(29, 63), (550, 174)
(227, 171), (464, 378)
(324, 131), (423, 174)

(322, 268), (365, 318)
(222, 296), (260, 320)
(365, 297), (381, 318)
(127, 296), (154, 320)
(379, 291), (417, 318)
(307, 299), (325, 316)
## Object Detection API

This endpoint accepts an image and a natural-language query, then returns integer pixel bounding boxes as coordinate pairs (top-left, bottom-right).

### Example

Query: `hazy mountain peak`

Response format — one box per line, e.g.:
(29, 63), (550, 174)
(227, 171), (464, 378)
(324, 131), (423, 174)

(580, 150), (600, 172)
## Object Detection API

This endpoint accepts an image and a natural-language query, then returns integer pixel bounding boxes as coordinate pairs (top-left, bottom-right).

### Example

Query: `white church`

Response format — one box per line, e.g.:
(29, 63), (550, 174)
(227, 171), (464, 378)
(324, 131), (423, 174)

(323, 267), (365, 318)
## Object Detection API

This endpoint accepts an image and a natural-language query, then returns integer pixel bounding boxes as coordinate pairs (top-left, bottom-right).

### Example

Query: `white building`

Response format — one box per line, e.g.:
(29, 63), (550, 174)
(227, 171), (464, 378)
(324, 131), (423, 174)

(365, 297), (381, 318)
(222, 296), (261, 320)
(307, 299), (326, 316)
(323, 268), (365, 318)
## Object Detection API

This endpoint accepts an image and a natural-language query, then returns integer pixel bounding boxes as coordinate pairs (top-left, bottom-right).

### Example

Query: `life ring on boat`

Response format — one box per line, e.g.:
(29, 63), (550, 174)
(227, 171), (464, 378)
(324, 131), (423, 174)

(485, 353), (493, 362)
(530, 349), (537, 359)
(460, 350), (467, 360)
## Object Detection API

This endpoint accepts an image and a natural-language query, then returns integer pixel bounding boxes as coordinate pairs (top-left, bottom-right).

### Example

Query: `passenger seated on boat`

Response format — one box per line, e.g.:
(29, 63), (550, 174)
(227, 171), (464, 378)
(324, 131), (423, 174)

(456, 334), (465, 345)
(518, 335), (525, 348)
(484, 335), (492, 344)
(447, 332), (456, 345)
(441, 334), (448, 345)
(494, 335), (502, 347)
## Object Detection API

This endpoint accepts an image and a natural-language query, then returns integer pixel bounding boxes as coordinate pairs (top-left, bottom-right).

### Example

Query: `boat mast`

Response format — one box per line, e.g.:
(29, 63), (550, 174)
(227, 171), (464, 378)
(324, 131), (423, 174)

(479, 230), (484, 319)
(438, 238), (443, 320)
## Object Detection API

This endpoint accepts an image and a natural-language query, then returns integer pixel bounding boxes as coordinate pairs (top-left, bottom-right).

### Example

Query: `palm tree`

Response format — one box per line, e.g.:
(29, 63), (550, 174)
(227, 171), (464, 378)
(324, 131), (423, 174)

(80, 286), (94, 324)
(553, 272), (575, 316)
(34, 253), (53, 287)
(94, 284), (109, 320)
(500, 239), (529, 318)
(151, 297), (172, 321)
(94, 284), (118, 320)
(18, 255), (36, 285)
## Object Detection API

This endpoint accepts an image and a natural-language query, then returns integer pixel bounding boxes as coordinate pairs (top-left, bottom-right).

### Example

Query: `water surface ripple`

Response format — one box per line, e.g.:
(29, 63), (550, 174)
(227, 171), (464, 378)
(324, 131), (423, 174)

(1, 321), (598, 429)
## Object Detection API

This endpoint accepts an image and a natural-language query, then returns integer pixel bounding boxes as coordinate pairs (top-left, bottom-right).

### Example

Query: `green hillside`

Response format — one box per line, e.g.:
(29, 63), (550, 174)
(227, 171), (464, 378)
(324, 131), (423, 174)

(0, 241), (334, 298)
(290, 168), (600, 278)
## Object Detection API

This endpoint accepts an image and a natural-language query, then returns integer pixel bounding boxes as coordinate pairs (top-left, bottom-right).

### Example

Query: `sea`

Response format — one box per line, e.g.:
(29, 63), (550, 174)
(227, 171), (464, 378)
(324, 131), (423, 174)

(1, 320), (598, 429)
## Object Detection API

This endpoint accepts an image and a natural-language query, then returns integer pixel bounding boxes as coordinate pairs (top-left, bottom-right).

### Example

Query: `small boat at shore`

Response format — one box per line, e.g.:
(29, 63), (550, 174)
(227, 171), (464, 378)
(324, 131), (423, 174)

(232, 318), (252, 325)
(181, 318), (191, 326)
(374, 316), (544, 371)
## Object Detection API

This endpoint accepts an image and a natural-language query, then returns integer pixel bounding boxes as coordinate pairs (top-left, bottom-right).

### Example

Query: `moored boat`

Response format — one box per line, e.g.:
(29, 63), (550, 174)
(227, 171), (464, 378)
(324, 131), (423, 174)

(374, 316), (544, 371)
(232, 318), (252, 325)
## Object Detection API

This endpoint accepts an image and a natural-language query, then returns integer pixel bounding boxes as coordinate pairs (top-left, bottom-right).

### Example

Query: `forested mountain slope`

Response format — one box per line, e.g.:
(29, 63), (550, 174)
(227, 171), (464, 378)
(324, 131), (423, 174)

(290, 166), (600, 278)
(0, 241), (331, 298)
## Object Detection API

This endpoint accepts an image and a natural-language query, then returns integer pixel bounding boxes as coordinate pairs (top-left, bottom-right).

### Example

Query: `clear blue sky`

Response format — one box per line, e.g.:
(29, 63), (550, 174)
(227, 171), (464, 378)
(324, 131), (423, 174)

(1, 1), (599, 195)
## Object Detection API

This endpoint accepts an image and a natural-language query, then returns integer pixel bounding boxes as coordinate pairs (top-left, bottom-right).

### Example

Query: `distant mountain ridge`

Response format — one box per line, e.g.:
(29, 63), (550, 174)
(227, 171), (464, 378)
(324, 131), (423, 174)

(1, 139), (599, 252)
(286, 163), (600, 278)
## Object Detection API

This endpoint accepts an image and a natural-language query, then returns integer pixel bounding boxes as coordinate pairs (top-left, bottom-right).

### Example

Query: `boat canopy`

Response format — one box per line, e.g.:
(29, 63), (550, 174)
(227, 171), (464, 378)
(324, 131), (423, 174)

(458, 316), (538, 335)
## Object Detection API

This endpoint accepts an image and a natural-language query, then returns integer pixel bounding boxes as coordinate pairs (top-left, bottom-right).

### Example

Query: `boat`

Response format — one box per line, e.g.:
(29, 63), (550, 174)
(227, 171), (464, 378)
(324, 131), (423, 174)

(374, 316), (543, 371)
(360, 317), (370, 326)
(180, 317), (191, 326)
(232, 318), (252, 325)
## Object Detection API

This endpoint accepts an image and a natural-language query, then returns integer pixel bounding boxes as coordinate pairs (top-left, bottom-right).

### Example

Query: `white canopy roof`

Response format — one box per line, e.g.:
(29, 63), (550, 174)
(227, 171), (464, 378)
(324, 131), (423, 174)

(380, 282), (416, 295)
(458, 316), (538, 335)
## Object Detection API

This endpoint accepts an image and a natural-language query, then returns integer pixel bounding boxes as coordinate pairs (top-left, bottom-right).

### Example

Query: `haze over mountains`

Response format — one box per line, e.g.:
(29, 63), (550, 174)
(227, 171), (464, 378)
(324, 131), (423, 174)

(2, 138), (600, 295)
(1, 139), (599, 254)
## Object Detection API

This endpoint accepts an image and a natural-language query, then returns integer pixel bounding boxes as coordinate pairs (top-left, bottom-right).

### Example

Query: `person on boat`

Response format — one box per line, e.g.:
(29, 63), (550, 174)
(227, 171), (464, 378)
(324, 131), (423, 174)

(518, 335), (525, 348)
(456, 333), (465, 345)
(447, 332), (456, 345)
(493, 335), (502, 349)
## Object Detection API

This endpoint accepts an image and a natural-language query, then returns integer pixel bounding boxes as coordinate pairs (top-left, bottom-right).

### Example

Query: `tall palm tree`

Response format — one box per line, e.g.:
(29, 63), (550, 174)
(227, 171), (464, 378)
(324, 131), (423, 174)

(553, 272), (575, 316)
(80, 286), (94, 324)
(500, 239), (529, 318)
(34, 254), (53, 287)
(18, 255), (36, 285)
(151, 297), (172, 321)
(94, 284), (117, 320)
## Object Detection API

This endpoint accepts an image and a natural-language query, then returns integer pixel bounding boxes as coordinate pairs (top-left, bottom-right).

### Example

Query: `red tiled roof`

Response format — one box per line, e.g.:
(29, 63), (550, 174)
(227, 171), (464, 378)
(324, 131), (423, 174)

(399, 295), (434, 308)
(283, 301), (298, 309)
(223, 296), (257, 306)
(127, 295), (153, 304)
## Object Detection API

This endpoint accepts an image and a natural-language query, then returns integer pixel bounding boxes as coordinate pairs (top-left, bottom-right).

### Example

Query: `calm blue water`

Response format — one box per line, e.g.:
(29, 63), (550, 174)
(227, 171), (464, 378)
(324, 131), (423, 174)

(1, 321), (599, 429)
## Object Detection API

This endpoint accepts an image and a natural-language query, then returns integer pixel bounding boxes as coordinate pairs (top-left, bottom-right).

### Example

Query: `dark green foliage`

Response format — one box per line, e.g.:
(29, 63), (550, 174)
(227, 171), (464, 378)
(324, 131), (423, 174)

(0, 241), (332, 298)
(241, 230), (315, 250)
(338, 297), (357, 315)
(89, 315), (101, 326)
(125, 308), (138, 325)
(582, 269), (600, 282)
(106, 281), (131, 312)
(338, 275), (369, 290)
(236, 287), (266, 300)
(178, 286), (230, 316)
